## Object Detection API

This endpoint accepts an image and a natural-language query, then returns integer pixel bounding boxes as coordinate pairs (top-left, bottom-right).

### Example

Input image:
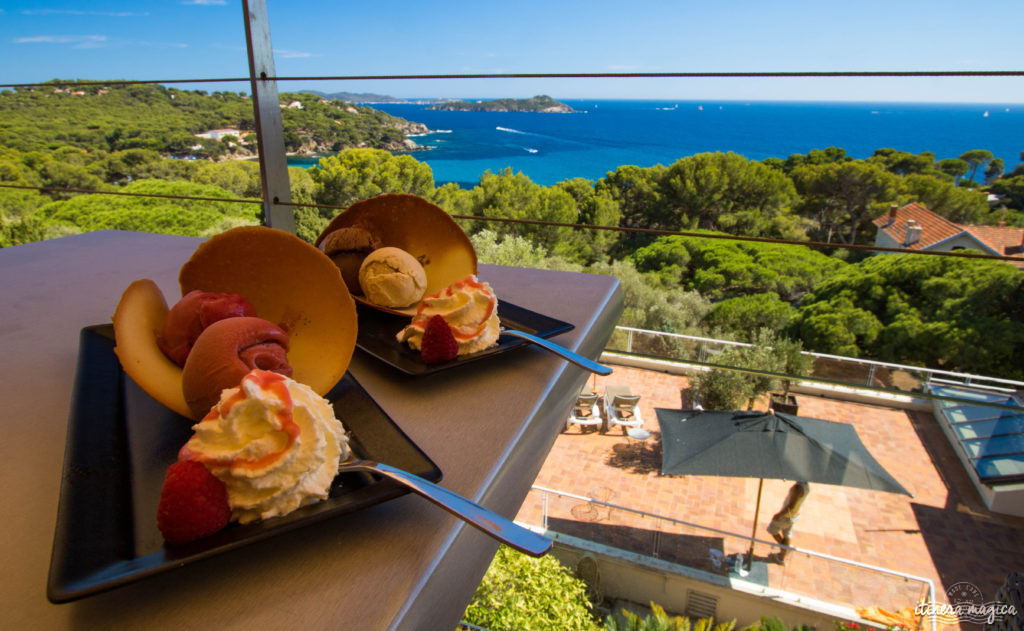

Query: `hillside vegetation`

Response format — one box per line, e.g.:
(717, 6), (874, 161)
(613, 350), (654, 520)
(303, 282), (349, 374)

(3, 86), (1024, 379)
(0, 82), (424, 157)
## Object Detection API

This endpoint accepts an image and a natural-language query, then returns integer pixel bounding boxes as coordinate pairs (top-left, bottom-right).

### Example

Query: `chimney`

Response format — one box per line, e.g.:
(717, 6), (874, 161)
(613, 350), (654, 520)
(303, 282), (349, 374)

(886, 204), (898, 226)
(904, 219), (922, 246)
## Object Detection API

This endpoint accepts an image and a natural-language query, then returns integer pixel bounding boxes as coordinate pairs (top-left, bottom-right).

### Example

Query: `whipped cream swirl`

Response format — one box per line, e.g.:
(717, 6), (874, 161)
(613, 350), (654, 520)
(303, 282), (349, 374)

(179, 369), (348, 524)
(397, 275), (500, 355)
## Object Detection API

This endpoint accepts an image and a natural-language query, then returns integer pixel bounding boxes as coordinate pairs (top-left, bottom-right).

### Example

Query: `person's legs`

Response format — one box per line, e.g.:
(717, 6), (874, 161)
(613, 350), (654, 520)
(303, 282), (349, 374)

(776, 533), (792, 563)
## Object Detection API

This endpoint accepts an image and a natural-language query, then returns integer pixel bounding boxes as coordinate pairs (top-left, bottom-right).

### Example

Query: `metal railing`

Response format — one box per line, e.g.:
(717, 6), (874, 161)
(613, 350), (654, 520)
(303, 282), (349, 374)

(609, 325), (1024, 402)
(523, 486), (937, 631)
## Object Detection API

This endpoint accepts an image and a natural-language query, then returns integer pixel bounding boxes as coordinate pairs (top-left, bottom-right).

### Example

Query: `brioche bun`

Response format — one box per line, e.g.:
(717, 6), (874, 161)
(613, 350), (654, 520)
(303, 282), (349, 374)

(315, 194), (477, 315)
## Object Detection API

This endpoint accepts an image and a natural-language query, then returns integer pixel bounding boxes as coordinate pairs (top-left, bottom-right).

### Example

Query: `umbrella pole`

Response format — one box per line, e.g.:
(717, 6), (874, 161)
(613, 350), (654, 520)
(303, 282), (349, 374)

(745, 478), (764, 571)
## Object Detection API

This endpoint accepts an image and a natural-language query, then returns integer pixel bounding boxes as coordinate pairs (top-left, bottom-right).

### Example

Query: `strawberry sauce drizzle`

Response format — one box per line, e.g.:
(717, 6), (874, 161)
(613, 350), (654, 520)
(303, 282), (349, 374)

(180, 369), (300, 470)
(410, 275), (496, 341)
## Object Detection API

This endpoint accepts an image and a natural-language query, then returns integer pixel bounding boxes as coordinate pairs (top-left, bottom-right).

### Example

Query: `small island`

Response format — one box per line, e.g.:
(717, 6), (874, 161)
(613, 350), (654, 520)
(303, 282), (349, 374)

(427, 95), (575, 113)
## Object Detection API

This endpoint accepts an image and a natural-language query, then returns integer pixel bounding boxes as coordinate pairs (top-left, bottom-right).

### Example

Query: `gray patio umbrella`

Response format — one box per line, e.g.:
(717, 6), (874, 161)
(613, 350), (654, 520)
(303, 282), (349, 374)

(655, 408), (911, 567)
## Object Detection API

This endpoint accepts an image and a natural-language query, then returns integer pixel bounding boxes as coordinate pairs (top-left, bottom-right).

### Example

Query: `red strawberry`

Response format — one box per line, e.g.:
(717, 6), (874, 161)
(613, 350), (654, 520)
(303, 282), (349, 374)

(420, 315), (458, 364)
(157, 460), (231, 545)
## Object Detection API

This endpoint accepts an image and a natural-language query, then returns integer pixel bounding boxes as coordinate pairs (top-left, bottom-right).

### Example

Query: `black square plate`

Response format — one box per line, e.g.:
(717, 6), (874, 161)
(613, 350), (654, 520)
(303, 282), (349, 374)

(356, 301), (574, 375)
(47, 324), (440, 603)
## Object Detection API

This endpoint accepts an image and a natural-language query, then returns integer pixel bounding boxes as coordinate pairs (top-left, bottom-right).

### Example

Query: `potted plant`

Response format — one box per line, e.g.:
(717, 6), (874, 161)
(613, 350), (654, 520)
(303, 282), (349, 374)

(769, 337), (813, 415)
(692, 363), (753, 410)
(692, 341), (763, 410)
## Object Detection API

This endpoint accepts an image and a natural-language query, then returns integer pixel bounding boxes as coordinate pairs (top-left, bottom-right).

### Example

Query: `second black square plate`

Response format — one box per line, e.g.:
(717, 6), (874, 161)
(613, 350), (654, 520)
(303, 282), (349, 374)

(356, 301), (574, 375)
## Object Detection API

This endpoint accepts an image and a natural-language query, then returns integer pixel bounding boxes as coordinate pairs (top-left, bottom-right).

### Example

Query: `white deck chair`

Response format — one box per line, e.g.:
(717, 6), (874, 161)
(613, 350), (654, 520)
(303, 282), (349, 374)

(606, 394), (643, 434)
(566, 392), (602, 432)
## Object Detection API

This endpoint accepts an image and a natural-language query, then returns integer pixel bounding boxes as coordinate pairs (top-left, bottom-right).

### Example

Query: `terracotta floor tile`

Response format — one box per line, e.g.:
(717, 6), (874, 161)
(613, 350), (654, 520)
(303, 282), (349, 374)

(520, 365), (1024, 628)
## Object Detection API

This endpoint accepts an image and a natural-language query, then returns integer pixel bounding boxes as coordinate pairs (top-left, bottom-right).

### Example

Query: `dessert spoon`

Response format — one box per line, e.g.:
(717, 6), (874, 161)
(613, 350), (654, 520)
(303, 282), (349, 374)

(339, 458), (552, 557)
(501, 328), (612, 375)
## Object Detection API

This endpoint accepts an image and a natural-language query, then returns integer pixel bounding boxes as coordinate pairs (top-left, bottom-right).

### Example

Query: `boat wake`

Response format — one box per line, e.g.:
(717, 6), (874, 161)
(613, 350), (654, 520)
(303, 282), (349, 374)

(496, 126), (526, 134)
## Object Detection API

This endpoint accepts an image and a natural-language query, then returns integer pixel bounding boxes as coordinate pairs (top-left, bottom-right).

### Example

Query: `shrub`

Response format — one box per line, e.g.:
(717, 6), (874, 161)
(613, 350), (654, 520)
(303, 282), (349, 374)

(462, 545), (599, 631)
(604, 602), (736, 631)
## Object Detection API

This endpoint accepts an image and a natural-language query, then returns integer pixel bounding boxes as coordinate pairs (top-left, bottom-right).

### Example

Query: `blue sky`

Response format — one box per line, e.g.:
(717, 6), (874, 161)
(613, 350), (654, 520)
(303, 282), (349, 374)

(3, 0), (1023, 102)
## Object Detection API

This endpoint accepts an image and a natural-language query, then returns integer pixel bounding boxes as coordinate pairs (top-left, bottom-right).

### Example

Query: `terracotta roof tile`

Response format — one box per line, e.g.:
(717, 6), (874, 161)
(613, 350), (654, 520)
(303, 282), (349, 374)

(968, 224), (1024, 254)
(872, 202), (962, 250)
(873, 203), (1024, 268)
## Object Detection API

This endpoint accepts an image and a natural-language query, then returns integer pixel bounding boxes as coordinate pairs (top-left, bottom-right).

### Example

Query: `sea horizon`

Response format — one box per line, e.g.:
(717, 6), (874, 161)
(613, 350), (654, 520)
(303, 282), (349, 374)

(289, 99), (1024, 188)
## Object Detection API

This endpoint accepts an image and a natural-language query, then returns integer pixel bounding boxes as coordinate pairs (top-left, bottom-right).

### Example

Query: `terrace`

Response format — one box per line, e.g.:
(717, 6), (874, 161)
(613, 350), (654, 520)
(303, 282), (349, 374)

(515, 357), (1024, 628)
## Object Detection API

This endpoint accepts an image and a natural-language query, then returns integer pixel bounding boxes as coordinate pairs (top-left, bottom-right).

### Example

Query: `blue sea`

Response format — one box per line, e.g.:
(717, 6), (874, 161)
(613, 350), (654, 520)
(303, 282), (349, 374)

(293, 100), (1024, 187)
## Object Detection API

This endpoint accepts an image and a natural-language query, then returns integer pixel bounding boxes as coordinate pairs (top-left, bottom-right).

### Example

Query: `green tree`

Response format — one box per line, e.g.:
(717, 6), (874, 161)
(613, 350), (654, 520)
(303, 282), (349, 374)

(693, 330), (791, 410)
(988, 175), (1024, 211)
(985, 157), (1005, 183)
(191, 160), (262, 197)
(597, 163), (666, 255)
(467, 168), (577, 254)
(936, 158), (969, 180)
(0, 187), (49, 246)
(869, 148), (936, 176)
(0, 83), (419, 158)
(38, 179), (260, 236)
(429, 181), (476, 235)
(791, 160), (899, 244)
(693, 352), (756, 410)
(556, 177), (622, 264)
(99, 148), (164, 184)
(704, 292), (799, 340)
(311, 148), (434, 210)
(659, 152), (805, 239)
(471, 229), (578, 270)
(794, 253), (1024, 377)
(781, 146), (851, 174)
(791, 296), (883, 357)
(898, 173), (989, 224)
(592, 259), (711, 357)
(959, 149), (994, 183)
(631, 234), (845, 301)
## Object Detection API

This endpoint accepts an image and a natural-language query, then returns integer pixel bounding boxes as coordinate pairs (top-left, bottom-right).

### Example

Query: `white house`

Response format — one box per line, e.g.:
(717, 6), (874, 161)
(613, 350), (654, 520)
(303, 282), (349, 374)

(872, 202), (1024, 268)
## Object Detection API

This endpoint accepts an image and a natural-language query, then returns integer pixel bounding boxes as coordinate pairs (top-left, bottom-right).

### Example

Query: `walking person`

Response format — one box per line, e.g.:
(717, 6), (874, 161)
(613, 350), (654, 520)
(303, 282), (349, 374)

(767, 481), (809, 564)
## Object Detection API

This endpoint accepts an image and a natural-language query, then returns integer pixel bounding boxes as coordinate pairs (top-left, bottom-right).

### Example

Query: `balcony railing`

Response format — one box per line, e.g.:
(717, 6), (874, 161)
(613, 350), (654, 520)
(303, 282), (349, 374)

(521, 486), (937, 631)
(608, 325), (1024, 408)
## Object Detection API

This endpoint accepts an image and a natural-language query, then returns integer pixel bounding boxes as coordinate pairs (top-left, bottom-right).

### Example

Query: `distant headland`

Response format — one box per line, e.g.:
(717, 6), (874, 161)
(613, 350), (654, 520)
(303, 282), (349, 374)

(427, 95), (575, 113)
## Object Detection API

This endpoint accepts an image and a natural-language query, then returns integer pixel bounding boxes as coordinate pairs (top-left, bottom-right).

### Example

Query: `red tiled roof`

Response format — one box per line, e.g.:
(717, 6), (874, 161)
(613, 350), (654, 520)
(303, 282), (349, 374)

(873, 203), (1024, 267)
(970, 223), (1024, 255)
(871, 202), (962, 251)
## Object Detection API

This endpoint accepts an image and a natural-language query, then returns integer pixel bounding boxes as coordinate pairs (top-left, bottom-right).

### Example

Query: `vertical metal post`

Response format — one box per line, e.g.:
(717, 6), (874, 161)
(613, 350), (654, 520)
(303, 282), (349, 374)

(745, 478), (764, 570)
(242, 0), (294, 232)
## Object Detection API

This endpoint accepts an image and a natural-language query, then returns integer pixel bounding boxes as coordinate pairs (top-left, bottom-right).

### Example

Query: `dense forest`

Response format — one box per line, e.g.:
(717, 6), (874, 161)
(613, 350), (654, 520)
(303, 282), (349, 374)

(3, 84), (1024, 380)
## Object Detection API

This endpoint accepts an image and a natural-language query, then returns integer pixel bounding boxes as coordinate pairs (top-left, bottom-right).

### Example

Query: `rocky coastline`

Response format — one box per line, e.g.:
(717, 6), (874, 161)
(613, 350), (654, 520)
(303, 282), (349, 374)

(428, 95), (574, 113)
(288, 119), (429, 156)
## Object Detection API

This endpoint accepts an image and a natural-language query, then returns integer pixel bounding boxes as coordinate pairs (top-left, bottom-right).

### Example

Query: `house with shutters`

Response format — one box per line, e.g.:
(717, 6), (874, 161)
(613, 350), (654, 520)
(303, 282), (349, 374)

(871, 202), (1024, 268)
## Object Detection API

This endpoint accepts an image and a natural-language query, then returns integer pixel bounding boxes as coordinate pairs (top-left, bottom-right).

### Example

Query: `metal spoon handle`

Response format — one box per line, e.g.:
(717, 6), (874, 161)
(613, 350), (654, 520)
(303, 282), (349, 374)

(341, 459), (552, 557)
(502, 329), (613, 376)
